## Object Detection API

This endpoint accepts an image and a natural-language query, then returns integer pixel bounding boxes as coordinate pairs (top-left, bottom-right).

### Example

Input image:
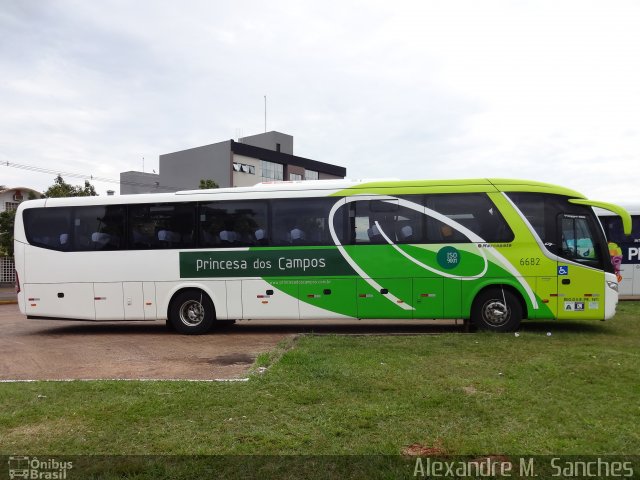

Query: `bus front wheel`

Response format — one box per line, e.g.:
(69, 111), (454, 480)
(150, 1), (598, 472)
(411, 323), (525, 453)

(471, 288), (522, 332)
(169, 290), (215, 335)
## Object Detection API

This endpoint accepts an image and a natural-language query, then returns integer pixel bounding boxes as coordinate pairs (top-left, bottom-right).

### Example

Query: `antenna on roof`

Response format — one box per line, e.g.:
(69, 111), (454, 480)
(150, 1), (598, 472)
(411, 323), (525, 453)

(264, 95), (267, 133)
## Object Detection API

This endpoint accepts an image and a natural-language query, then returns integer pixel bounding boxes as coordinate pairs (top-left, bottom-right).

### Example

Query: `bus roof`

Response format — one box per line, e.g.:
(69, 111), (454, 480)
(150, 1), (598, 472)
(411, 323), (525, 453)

(180, 178), (586, 197)
(17, 178), (587, 209)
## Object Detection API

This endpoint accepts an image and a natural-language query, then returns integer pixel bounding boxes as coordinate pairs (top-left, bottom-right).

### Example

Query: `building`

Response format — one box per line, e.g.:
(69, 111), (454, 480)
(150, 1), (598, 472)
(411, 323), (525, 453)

(120, 131), (346, 194)
(0, 187), (42, 213)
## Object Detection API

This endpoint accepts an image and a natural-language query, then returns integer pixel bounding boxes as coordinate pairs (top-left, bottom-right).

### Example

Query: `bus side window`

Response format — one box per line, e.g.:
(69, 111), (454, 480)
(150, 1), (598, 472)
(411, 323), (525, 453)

(601, 216), (640, 244)
(351, 198), (424, 245)
(199, 201), (268, 248)
(128, 203), (195, 250)
(23, 207), (72, 251)
(73, 206), (125, 251)
(271, 198), (345, 246)
(425, 193), (513, 243)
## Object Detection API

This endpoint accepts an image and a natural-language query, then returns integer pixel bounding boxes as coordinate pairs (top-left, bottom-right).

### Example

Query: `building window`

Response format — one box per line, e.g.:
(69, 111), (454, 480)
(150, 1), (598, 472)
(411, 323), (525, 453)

(289, 173), (302, 181)
(305, 170), (319, 180)
(233, 162), (255, 174)
(4, 202), (20, 211)
(261, 160), (283, 181)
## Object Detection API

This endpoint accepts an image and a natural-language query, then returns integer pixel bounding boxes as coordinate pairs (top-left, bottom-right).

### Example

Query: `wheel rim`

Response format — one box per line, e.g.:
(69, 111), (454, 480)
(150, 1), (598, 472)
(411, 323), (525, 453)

(481, 299), (511, 327)
(179, 300), (205, 327)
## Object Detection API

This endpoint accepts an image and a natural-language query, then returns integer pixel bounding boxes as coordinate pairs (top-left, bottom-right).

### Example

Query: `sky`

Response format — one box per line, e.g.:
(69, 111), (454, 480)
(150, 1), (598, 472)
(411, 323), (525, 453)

(1, 0), (639, 203)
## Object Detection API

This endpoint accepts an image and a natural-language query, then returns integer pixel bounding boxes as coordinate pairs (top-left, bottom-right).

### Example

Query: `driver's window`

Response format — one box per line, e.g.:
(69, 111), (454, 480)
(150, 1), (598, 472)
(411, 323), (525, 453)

(559, 215), (600, 265)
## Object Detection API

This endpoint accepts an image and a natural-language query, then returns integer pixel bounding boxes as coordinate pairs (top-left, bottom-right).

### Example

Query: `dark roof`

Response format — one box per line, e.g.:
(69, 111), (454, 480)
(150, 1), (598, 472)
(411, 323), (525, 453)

(231, 140), (346, 177)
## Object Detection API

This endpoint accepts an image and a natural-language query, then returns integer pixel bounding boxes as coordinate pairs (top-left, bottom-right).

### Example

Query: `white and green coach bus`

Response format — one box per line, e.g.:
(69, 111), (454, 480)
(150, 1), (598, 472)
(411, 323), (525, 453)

(13, 178), (631, 334)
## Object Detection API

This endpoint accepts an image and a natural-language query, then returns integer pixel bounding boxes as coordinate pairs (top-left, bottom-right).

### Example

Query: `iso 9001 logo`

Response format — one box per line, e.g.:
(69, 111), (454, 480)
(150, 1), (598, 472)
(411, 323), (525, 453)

(8, 456), (73, 479)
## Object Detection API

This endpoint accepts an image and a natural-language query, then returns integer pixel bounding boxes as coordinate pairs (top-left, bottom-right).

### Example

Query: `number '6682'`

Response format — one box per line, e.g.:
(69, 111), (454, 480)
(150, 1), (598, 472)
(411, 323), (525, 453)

(519, 257), (541, 266)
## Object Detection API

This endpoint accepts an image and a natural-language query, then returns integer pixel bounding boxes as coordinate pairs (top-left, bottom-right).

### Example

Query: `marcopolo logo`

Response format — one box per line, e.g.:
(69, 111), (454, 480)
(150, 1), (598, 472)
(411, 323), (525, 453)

(8, 456), (73, 479)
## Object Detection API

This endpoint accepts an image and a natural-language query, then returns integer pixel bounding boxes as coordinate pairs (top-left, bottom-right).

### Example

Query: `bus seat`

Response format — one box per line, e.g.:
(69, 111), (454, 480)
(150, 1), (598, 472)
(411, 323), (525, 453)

(91, 232), (113, 248)
(219, 230), (237, 243)
(255, 228), (267, 244)
(367, 225), (383, 242)
(289, 228), (305, 244)
(399, 225), (413, 241)
(158, 230), (181, 243)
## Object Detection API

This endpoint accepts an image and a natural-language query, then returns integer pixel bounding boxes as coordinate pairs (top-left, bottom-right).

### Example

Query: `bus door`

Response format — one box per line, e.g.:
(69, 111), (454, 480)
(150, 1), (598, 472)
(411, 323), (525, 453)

(557, 214), (606, 319)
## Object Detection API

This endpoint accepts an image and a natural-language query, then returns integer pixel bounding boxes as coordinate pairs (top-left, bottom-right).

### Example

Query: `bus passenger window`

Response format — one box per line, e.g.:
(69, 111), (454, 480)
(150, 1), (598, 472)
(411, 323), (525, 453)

(199, 201), (268, 247)
(129, 203), (195, 249)
(271, 198), (345, 246)
(73, 205), (125, 251)
(23, 207), (73, 251)
(425, 193), (513, 243)
(352, 198), (424, 245)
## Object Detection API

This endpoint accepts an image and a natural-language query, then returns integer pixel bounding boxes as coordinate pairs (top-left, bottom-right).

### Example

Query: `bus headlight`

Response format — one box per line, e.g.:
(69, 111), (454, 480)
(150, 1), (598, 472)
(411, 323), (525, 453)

(606, 281), (619, 292)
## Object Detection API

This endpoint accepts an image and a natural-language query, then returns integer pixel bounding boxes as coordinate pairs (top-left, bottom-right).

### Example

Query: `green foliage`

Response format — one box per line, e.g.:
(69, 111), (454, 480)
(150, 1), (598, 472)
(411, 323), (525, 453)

(199, 178), (219, 189)
(0, 208), (16, 256)
(42, 174), (98, 198)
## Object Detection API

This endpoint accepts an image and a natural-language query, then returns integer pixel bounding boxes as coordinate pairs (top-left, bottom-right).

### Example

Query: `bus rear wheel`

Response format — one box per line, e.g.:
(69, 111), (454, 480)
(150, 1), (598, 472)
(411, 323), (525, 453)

(169, 290), (215, 335)
(471, 288), (522, 332)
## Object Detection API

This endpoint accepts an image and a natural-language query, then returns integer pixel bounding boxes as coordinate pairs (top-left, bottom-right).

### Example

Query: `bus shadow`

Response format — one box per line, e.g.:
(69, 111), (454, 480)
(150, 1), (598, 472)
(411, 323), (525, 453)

(233, 321), (465, 336)
(32, 320), (467, 336)
(31, 321), (172, 336)
(519, 320), (612, 334)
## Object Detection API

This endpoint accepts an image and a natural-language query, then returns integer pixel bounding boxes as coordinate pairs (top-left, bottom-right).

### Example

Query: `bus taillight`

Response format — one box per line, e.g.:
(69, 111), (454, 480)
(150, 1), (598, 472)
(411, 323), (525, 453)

(15, 270), (20, 294)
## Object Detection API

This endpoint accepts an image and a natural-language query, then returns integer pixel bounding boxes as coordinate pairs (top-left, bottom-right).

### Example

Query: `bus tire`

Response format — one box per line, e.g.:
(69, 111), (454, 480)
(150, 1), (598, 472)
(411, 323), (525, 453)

(169, 290), (215, 335)
(471, 288), (522, 332)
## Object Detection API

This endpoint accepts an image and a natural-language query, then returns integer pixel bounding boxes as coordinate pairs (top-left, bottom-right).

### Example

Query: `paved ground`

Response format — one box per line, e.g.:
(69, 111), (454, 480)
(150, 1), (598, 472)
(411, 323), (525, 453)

(0, 303), (462, 381)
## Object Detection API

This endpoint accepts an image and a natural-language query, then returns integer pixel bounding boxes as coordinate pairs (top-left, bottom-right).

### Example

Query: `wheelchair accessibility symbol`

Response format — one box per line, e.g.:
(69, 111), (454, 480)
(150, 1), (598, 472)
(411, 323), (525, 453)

(558, 266), (569, 276)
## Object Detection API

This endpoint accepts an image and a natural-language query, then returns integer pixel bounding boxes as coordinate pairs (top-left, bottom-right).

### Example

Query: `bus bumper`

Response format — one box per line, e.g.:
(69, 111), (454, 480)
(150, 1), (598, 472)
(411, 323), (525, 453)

(604, 272), (619, 320)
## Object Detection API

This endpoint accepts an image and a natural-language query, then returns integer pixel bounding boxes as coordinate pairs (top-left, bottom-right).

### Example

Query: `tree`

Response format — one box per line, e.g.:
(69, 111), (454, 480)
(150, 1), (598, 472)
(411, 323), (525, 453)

(199, 178), (219, 189)
(43, 175), (98, 198)
(0, 208), (16, 256)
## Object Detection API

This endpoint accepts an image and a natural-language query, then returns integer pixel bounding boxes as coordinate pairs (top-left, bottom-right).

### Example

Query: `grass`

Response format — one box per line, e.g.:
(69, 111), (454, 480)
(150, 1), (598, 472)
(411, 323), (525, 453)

(0, 303), (639, 477)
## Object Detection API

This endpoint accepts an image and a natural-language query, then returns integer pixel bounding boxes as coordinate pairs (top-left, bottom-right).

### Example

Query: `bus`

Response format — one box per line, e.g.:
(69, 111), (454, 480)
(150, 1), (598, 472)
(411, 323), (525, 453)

(13, 178), (631, 334)
(597, 205), (640, 298)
